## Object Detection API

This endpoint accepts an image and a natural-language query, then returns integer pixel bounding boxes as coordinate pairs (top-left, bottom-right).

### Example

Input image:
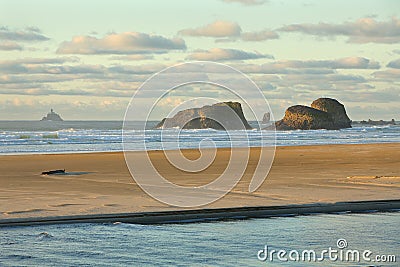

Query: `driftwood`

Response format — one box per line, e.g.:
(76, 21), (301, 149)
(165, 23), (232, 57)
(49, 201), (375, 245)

(41, 169), (65, 175)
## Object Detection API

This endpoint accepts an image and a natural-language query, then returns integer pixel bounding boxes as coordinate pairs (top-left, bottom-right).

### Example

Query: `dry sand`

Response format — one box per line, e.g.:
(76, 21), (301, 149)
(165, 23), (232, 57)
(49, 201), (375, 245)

(0, 143), (399, 220)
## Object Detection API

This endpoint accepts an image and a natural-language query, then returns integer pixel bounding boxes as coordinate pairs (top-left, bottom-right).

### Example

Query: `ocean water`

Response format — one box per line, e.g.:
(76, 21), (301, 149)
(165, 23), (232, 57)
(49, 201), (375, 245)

(0, 121), (399, 154)
(0, 212), (398, 266)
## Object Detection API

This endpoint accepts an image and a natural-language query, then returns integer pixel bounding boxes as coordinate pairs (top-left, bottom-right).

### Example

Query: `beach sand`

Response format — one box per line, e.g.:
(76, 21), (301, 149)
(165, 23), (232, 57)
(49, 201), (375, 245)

(0, 143), (399, 220)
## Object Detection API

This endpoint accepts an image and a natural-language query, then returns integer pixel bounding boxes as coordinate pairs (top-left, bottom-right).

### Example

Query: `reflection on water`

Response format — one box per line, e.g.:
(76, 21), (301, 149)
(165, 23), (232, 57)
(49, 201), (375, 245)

(0, 212), (398, 266)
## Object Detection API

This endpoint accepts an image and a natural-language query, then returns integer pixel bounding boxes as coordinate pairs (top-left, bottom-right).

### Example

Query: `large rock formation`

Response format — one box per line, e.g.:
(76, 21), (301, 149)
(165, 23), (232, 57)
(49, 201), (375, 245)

(272, 98), (351, 130)
(311, 98), (351, 128)
(155, 102), (252, 130)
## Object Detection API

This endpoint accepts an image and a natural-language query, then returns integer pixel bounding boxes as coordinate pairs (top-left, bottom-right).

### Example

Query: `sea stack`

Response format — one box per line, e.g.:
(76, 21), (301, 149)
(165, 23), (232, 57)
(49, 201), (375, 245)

(41, 109), (64, 121)
(271, 98), (351, 130)
(155, 102), (252, 130)
(262, 112), (270, 124)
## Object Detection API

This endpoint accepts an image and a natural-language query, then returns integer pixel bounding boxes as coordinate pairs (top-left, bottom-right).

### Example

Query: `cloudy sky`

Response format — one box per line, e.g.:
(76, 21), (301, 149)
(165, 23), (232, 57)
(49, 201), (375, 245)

(0, 0), (399, 120)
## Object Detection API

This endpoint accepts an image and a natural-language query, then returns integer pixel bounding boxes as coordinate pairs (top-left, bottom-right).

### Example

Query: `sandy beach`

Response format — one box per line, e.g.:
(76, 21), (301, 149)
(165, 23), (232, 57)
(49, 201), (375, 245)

(1, 143), (399, 220)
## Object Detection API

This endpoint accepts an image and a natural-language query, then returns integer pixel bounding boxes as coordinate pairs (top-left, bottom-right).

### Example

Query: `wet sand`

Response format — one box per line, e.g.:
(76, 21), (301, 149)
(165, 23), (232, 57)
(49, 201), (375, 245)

(0, 143), (399, 221)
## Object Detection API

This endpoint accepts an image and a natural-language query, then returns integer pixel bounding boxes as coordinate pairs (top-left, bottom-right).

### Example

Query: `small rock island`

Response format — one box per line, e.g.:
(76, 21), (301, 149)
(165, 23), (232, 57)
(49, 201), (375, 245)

(270, 98), (351, 130)
(155, 102), (252, 130)
(41, 109), (64, 121)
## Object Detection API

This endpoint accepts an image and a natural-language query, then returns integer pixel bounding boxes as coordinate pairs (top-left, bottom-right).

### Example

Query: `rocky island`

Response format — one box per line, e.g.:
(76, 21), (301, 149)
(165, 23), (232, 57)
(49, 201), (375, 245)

(270, 98), (351, 130)
(41, 109), (64, 121)
(155, 102), (252, 130)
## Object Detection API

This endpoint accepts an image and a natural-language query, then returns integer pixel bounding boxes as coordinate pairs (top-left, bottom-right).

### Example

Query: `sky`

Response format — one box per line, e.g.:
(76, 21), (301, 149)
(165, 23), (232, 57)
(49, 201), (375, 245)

(0, 0), (399, 121)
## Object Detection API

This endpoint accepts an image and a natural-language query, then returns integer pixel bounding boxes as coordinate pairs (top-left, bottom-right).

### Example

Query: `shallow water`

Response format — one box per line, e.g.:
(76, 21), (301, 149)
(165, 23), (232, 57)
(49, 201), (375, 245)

(1, 212), (398, 266)
(0, 121), (399, 154)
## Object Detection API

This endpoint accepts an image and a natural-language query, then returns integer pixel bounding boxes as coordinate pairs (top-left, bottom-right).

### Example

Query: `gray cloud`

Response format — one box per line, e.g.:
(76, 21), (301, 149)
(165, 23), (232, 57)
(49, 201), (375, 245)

(57, 32), (186, 55)
(186, 48), (273, 61)
(0, 26), (49, 42)
(372, 69), (400, 80)
(240, 29), (279, 41)
(0, 41), (22, 50)
(237, 64), (335, 75)
(109, 55), (154, 61)
(261, 57), (380, 69)
(220, 0), (267, 5)
(0, 57), (82, 74)
(233, 57), (379, 75)
(279, 17), (400, 43)
(387, 58), (400, 69)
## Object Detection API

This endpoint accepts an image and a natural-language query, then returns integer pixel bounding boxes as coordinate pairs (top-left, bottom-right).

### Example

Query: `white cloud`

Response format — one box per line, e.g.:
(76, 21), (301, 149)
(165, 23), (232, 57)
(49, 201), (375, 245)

(179, 21), (242, 37)
(57, 32), (186, 54)
(186, 48), (273, 61)
(279, 17), (400, 43)
(179, 20), (279, 42)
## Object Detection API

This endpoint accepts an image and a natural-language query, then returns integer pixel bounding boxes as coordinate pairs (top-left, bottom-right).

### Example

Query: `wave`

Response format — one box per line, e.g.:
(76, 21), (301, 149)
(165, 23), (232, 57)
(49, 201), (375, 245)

(0, 123), (399, 154)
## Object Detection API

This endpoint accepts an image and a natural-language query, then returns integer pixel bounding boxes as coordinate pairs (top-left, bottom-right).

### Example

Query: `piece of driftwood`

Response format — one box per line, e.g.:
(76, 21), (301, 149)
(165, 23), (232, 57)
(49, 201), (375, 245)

(41, 169), (65, 175)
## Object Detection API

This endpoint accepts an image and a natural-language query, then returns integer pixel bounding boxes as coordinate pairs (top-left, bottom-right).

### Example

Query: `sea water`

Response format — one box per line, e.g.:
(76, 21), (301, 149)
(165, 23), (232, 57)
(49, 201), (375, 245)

(0, 121), (399, 154)
(0, 212), (398, 266)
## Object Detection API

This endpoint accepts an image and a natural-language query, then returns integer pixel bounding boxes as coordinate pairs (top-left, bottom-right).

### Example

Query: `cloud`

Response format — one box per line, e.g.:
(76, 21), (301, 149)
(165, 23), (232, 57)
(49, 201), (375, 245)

(387, 58), (400, 69)
(0, 57), (82, 74)
(109, 55), (154, 61)
(240, 29), (279, 41)
(179, 21), (242, 37)
(220, 0), (267, 5)
(279, 17), (400, 43)
(186, 48), (273, 61)
(234, 57), (379, 74)
(108, 63), (166, 75)
(1, 57), (79, 65)
(179, 20), (278, 42)
(0, 41), (22, 50)
(372, 69), (400, 80)
(264, 57), (380, 69)
(57, 32), (186, 54)
(0, 26), (49, 41)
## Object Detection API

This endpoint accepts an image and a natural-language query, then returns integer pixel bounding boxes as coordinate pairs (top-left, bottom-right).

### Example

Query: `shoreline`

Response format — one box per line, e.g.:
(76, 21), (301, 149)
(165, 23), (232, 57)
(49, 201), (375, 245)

(1, 141), (400, 157)
(1, 199), (399, 227)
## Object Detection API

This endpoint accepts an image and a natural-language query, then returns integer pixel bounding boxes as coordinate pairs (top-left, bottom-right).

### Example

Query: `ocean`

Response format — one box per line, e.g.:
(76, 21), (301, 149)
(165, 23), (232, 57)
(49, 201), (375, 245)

(0, 121), (399, 154)
(0, 212), (398, 266)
